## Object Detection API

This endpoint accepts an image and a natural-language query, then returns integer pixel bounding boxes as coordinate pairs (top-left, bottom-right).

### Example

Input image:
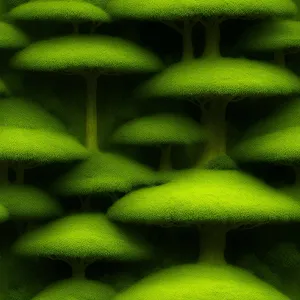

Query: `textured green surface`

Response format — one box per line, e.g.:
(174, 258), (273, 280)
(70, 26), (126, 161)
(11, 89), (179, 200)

(9, 0), (111, 22)
(107, 0), (297, 20)
(113, 263), (289, 300)
(136, 58), (300, 100)
(0, 126), (89, 162)
(11, 35), (163, 73)
(0, 185), (62, 219)
(231, 126), (300, 163)
(31, 279), (116, 300)
(242, 20), (300, 53)
(107, 170), (300, 224)
(13, 213), (151, 260)
(0, 204), (9, 223)
(53, 151), (156, 196)
(112, 113), (207, 145)
(0, 80), (8, 95)
(0, 22), (29, 49)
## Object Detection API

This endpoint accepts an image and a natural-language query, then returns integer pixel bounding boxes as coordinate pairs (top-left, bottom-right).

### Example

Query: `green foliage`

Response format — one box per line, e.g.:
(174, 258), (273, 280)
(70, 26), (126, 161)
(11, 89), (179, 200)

(112, 263), (289, 300)
(31, 279), (116, 300)
(231, 126), (300, 163)
(53, 151), (156, 196)
(203, 154), (238, 170)
(107, 169), (300, 224)
(0, 185), (62, 219)
(107, 0), (297, 20)
(11, 35), (163, 73)
(0, 203), (8, 222)
(112, 113), (207, 145)
(241, 20), (300, 53)
(9, 0), (111, 23)
(0, 22), (29, 49)
(136, 58), (300, 100)
(13, 213), (151, 260)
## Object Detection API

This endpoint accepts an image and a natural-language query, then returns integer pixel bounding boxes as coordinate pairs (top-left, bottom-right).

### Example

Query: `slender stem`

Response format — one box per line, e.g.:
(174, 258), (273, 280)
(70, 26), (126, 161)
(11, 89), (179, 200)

(0, 161), (9, 184)
(71, 259), (87, 278)
(198, 224), (228, 264)
(15, 163), (24, 185)
(182, 20), (194, 61)
(85, 74), (99, 151)
(202, 19), (221, 58)
(274, 50), (285, 67)
(159, 144), (172, 171)
(197, 99), (228, 167)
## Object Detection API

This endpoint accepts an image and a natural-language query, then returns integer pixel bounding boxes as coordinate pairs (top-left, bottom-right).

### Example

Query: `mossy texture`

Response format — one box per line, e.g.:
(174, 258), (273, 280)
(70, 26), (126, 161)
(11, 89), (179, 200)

(13, 213), (151, 260)
(0, 21), (29, 48)
(9, 0), (111, 22)
(241, 20), (300, 53)
(31, 278), (116, 300)
(0, 185), (62, 219)
(11, 35), (163, 73)
(0, 203), (9, 223)
(107, 0), (297, 20)
(53, 151), (156, 196)
(112, 263), (289, 300)
(136, 58), (300, 100)
(107, 170), (300, 224)
(231, 127), (300, 163)
(112, 113), (207, 145)
(0, 98), (89, 162)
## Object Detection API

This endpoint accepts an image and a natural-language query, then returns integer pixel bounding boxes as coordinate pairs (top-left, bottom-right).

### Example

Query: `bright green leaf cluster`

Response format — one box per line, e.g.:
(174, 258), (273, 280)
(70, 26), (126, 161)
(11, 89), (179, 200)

(11, 35), (164, 73)
(112, 113), (207, 145)
(112, 263), (289, 300)
(136, 58), (300, 100)
(13, 213), (151, 260)
(107, 170), (300, 224)
(0, 184), (62, 219)
(9, 0), (111, 23)
(0, 21), (29, 49)
(53, 151), (156, 196)
(107, 0), (297, 20)
(31, 279), (116, 300)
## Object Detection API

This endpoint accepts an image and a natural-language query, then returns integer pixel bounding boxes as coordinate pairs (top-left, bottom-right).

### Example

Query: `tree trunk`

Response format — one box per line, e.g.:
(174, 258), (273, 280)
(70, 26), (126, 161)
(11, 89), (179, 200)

(182, 20), (194, 61)
(159, 144), (172, 171)
(202, 19), (221, 58)
(0, 161), (9, 184)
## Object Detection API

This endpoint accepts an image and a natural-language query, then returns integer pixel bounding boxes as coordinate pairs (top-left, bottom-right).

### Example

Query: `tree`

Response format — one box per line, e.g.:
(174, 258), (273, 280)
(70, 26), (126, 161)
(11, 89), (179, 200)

(106, 0), (300, 168)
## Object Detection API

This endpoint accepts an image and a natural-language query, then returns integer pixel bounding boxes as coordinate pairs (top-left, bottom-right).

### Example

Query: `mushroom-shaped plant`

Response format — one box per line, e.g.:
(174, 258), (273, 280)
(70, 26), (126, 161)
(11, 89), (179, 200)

(111, 113), (207, 179)
(12, 213), (152, 299)
(107, 169), (300, 299)
(106, 0), (300, 169)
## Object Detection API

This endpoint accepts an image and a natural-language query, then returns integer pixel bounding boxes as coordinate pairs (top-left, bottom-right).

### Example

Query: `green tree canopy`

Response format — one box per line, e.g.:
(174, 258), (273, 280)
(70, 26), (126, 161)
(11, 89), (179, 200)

(0, 21), (29, 49)
(0, 185), (62, 220)
(53, 151), (156, 196)
(13, 213), (151, 260)
(107, 169), (300, 224)
(106, 0), (297, 20)
(9, 0), (111, 23)
(112, 263), (289, 300)
(0, 98), (88, 162)
(135, 58), (300, 101)
(31, 279), (116, 300)
(0, 203), (8, 223)
(112, 113), (207, 145)
(11, 35), (163, 73)
(240, 20), (300, 54)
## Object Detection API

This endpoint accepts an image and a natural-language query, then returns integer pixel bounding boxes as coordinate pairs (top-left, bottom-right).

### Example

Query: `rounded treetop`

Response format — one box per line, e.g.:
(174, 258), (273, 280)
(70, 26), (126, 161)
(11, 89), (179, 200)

(53, 151), (157, 196)
(0, 185), (62, 220)
(107, 170), (300, 224)
(112, 263), (289, 300)
(31, 279), (116, 300)
(0, 98), (88, 163)
(9, 0), (111, 23)
(11, 35), (163, 73)
(107, 0), (297, 21)
(136, 58), (300, 101)
(112, 113), (207, 145)
(231, 126), (300, 163)
(13, 213), (151, 260)
(0, 203), (9, 223)
(241, 20), (300, 53)
(0, 22), (29, 49)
